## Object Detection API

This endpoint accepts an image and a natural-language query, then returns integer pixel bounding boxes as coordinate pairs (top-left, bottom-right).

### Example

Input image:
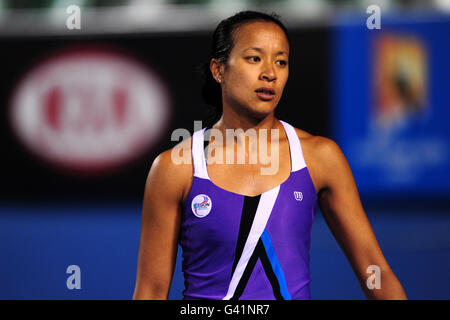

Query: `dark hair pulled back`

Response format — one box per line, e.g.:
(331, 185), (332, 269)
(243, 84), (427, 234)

(198, 10), (290, 128)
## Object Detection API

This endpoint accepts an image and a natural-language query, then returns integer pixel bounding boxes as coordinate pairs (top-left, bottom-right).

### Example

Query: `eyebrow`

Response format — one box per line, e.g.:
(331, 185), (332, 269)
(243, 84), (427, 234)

(242, 47), (288, 56)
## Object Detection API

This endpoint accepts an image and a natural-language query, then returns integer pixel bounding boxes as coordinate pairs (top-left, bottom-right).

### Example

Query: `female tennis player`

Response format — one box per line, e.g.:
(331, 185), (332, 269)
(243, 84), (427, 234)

(132, 11), (407, 300)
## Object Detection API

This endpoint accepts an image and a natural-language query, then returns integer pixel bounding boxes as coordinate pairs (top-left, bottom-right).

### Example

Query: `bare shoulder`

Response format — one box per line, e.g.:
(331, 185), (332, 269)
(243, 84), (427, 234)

(293, 128), (342, 157)
(292, 127), (348, 193)
(146, 136), (194, 204)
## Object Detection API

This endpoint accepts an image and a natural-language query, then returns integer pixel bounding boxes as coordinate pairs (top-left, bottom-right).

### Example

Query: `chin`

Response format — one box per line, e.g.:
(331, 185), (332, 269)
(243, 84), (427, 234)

(255, 101), (277, 113)
(231, 98), (278, 119)
(246, 105), (276, 120)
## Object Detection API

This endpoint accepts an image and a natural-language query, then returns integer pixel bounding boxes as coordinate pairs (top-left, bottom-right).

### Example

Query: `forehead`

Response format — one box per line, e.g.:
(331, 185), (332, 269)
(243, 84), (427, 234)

(232, 21), (289, 53)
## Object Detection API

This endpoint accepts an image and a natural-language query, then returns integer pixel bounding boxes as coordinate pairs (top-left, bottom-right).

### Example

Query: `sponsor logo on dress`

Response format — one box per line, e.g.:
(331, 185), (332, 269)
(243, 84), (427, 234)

(191, 194), (212, 218)
(294, 191), (303, 201)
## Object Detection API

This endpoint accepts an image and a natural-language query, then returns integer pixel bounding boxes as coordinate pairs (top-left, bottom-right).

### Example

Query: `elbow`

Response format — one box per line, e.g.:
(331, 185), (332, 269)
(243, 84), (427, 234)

(361, 265), (407, 300)
(132, 283), (170, 300)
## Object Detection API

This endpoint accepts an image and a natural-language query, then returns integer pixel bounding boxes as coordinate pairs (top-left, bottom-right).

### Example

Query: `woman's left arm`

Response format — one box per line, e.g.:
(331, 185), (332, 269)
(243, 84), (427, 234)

(313, 137), (407, 300)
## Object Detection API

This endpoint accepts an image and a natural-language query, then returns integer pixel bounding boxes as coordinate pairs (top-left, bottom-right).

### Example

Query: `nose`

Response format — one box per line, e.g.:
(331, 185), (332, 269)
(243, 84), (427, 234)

(260, 63), (277, 82)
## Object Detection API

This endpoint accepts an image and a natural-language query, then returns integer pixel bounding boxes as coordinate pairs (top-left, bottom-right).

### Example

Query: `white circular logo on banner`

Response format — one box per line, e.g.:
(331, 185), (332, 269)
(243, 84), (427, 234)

(191, 194), (212, 218)
(9, 47), (171, 175)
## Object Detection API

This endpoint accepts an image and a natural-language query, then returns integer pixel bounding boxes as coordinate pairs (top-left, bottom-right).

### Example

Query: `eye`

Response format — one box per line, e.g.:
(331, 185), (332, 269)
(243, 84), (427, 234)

(246, 56), (261, 63)
(276, 60), (288, 67)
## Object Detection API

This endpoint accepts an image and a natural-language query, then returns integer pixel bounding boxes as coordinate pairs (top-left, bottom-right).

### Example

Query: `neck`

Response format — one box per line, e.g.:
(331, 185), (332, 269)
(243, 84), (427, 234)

(210, 106), (281, 147)
(213, 104), (278, 131)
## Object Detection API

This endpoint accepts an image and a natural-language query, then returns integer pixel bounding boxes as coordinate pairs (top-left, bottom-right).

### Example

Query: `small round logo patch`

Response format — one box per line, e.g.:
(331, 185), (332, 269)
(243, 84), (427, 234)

(191, 194), (212, 218)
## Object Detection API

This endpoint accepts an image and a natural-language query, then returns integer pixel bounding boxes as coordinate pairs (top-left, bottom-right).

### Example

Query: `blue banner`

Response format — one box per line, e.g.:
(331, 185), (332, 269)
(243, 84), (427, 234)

(332, 13), (450, 196)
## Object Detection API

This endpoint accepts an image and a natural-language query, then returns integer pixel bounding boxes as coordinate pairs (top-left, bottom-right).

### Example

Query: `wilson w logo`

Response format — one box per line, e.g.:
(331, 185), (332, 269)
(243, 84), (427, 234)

(293, 191), (303, 201)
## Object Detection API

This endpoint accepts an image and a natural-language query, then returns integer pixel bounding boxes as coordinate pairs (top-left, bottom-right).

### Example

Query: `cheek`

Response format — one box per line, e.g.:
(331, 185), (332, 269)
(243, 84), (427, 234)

(229, 67), (253, 85)
(226, 59), (256, 84)
(279, 69), (289, 83)
(225, 70), (254, 96)
(278, 73), (289, 93)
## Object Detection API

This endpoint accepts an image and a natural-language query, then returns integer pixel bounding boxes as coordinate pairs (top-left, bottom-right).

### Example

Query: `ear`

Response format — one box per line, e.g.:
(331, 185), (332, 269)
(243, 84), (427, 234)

(210, 58), (224, 84)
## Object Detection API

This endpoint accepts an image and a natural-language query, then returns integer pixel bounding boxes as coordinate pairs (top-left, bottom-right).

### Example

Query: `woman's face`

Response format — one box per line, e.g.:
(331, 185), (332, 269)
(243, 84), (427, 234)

(219, 21), (290, 119)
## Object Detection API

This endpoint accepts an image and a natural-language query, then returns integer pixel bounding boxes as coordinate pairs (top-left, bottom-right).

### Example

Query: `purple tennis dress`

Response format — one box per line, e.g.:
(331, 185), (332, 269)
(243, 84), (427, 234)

(179, 120), (318, 300)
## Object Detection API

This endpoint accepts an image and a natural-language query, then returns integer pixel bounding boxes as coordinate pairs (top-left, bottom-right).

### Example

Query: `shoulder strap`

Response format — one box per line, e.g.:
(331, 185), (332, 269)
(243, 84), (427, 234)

(279, 120), (307, 172)
(192, 127), (210, 179)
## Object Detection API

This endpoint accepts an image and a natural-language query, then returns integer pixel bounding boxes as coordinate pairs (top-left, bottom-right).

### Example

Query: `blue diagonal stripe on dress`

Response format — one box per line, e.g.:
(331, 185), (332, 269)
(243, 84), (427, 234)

(260, 229), (292, 300)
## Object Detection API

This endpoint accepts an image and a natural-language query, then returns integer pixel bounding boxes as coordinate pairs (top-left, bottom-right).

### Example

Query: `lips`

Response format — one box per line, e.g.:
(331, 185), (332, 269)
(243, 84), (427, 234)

(255, 87), (275, 101)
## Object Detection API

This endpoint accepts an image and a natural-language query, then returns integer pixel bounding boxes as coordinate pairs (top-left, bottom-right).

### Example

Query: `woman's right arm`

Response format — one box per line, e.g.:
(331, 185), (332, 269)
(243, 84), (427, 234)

(132, 148), (189, 300)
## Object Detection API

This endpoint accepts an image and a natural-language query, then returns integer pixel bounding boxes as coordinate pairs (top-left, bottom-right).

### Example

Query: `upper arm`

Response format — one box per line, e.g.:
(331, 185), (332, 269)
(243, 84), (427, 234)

(315, 138), (390, 279)
(133, 147), (190, 300)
